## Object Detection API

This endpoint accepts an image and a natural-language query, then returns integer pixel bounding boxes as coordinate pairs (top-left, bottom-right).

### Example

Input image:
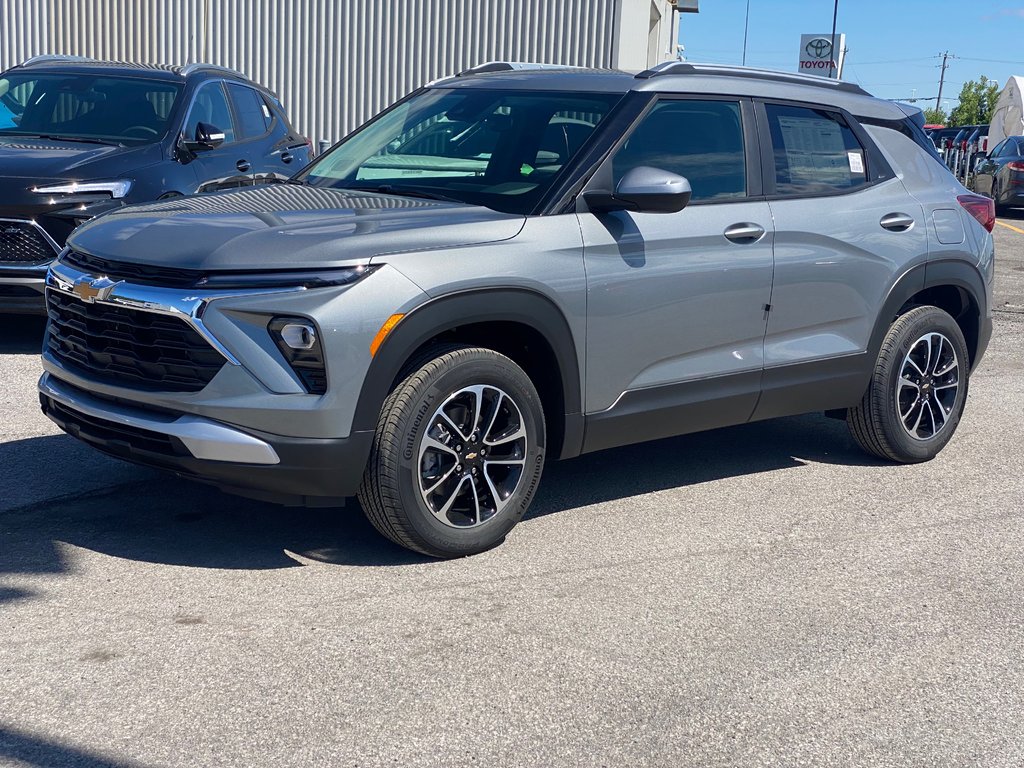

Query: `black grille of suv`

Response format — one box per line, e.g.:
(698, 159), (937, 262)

(0, 221), (57, 264)
(46, 289), (225, 392)
(62, 250), (206, 288)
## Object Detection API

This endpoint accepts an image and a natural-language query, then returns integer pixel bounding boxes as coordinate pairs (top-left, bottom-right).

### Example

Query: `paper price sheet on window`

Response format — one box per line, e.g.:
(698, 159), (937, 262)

(777, 115), (862, 188)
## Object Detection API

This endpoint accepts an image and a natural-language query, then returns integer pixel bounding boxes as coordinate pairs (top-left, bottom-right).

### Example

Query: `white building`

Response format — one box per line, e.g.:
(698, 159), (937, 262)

(0, 0), (697, 145)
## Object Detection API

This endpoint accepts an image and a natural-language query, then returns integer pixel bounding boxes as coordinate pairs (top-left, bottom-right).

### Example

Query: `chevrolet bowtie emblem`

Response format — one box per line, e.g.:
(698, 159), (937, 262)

(71, 276), (122, 304)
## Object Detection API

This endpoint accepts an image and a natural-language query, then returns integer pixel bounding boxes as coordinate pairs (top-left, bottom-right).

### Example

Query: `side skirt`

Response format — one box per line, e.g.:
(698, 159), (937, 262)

(579, 354), (873, 455)
(581, 371), (760, 454)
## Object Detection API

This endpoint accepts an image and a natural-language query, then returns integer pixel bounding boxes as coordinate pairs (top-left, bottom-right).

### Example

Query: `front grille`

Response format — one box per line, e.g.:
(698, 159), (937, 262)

(0, 221), (58, 264)
(62, 251), (205, 288)
(46, 289), (225, 392)
(41, 394), (183, 458)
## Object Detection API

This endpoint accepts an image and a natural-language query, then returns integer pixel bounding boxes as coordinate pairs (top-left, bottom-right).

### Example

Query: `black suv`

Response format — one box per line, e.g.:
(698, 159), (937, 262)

(0, 55), (311, 313)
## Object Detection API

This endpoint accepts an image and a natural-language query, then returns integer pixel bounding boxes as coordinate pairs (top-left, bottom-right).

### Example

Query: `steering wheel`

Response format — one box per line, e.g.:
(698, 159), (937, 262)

(123, 125), (159, 138)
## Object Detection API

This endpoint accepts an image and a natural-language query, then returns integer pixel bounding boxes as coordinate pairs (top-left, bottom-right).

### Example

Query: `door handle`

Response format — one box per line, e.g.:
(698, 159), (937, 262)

(236, 159), (251, 172)
(723, 223), (766, 243)
(880, 212), (915, 232)
(281, 151), (293, 164)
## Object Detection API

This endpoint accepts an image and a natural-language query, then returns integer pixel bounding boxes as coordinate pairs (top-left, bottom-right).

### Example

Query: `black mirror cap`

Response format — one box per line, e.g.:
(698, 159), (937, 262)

(186, 121), (226, 151)
(584, 166), (692, 214)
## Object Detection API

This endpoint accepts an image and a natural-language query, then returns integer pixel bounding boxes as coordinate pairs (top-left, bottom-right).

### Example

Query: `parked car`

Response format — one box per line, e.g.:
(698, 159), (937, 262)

(0, 55), (311, 313)
(930, 124), (989, 153)
(39, 62), (994, 558)
(972, 134), (1024, 213)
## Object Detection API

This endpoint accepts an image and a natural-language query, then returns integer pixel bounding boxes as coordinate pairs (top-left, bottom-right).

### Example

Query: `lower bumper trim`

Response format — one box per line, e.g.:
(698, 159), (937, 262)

(40, 372), (279, 465)
(38, 373), (375, 503)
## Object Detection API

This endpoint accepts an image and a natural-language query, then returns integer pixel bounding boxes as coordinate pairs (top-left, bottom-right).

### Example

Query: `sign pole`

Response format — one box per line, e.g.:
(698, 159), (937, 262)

(829, 0), (839, 78)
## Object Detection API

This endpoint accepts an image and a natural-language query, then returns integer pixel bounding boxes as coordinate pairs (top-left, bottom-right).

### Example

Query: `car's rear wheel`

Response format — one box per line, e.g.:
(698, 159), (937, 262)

(358, 345), (546, 558)
(847, 305), (970, 463)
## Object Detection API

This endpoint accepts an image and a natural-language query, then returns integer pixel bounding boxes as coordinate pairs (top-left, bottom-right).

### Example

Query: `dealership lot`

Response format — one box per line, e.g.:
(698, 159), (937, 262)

(1, 225), (1022, 766)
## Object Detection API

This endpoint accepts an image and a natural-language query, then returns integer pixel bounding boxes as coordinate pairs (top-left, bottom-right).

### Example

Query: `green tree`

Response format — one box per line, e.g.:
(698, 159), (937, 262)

(923, 106), (947, 125)
(948, 77), (1000, 126)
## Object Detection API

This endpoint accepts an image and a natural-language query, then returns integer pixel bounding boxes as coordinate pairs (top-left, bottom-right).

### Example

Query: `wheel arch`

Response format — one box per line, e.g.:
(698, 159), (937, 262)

(871, 259), (988, 371)
(352, 288), (584, 460)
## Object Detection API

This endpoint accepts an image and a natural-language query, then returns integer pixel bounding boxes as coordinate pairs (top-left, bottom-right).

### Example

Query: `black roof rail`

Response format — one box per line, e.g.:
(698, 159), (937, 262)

(635, 61), (870, 96)
(179, 62), (248, 79)
(18, 54), (96, 68)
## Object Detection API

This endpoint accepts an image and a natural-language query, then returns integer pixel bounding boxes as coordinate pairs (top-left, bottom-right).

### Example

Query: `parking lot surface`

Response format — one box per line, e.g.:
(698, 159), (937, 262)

(1, 223), (1023, 767)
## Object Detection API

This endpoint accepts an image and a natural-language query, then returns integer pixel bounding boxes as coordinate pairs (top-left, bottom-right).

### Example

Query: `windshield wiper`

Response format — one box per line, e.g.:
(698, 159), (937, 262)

(343, 184), (463, 204)
(0, 131), (123, 147)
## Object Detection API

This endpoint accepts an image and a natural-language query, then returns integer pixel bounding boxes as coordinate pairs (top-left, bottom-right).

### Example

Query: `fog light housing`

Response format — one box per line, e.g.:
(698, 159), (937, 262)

(269, 317), (327, 394)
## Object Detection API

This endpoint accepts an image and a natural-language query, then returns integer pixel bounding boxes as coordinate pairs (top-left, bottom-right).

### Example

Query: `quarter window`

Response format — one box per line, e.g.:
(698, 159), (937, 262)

(612, 99), (747, 202)
(185, 82), (235, 145)
(764, 103), (868, 195)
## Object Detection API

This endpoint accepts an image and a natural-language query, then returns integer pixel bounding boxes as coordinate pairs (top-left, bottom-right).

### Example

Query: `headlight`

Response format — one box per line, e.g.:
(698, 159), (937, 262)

(33, 180), (133, 199)
(196, 266), (376, 290)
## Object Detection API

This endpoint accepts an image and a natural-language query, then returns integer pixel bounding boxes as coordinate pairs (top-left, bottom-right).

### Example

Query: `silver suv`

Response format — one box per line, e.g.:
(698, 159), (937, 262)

(39, 62), (995, 558)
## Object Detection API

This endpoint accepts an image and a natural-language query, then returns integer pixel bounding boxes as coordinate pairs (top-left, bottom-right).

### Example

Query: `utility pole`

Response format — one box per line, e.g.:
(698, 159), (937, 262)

(936, 51), (953, 113)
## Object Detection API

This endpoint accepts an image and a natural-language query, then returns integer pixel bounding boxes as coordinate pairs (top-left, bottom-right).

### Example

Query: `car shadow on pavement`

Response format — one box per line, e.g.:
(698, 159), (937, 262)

(0, 315), (47, 354)
(0, 413), (880, 587)
(0, 723), (148, 768)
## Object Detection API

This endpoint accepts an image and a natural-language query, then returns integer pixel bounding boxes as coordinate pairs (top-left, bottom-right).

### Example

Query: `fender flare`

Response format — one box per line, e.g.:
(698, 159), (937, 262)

(868, 258), (988, 366)
(352, 287), (584, 458)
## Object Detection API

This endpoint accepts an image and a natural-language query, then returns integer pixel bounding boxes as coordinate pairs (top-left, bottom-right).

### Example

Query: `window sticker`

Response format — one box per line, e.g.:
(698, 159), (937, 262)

(848, 151), (864, 174)
(776, 115), (849, 185)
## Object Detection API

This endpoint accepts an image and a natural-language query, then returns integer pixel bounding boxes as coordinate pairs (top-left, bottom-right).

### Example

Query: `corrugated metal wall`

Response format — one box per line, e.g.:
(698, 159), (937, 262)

(0, 0), (631, 146)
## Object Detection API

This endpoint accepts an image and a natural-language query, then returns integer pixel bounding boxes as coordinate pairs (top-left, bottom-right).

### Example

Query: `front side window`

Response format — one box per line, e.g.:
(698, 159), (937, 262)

(765, 103), (868, 195)
(184, 82), (236, 145)
(300, 88), (623, 214)
(611, 99), (747, 202)
(0, 72), (181, 144)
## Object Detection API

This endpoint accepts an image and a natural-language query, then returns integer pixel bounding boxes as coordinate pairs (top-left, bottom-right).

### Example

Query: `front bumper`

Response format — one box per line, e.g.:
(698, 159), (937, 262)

(39, 373), (374, 504)
(0, 267), (47, 314)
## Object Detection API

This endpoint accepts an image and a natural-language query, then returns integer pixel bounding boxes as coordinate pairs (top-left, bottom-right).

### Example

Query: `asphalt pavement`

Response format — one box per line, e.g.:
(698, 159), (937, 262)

(1, 223), (1022, 767)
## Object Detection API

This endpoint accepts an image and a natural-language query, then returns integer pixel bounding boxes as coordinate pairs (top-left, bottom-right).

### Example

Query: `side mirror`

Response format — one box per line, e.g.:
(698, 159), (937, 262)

(584, 166), (692, 214)
(185, 122), (225, 151)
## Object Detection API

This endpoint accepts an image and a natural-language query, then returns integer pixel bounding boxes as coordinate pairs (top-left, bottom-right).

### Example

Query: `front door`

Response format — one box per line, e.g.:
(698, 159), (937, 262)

(184, 82), (253, 192)
(579, 97), (774, 451)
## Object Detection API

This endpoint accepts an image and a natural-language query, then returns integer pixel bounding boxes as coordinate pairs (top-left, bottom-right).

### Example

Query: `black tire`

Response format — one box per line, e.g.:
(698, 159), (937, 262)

(358, 345), (546, 558)
(848, 305), (970, 463)
(993, 182), (1010, 216)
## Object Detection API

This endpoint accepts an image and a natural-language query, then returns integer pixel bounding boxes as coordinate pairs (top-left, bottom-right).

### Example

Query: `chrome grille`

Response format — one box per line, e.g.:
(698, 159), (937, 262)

(45, 289), (225, 392)
(0, 220), (58, 264)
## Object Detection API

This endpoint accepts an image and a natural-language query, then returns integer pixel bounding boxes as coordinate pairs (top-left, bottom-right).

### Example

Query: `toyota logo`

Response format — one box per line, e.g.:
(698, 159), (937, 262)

(805, 37), (833, 59)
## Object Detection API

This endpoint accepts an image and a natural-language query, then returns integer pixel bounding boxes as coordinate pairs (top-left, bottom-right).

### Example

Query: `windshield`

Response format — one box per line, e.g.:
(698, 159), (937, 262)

(0, 72), (182, 144)
(300, 88), (624, 214)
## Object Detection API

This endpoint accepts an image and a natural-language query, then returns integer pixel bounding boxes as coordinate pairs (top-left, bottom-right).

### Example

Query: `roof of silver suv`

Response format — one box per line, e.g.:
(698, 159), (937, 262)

(434, 61), (911, 122)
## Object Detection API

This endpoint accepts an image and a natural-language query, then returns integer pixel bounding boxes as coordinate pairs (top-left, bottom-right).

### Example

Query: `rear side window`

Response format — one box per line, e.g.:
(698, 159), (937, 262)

(612, 99), (746, 202)
(228, 83), (272, 139)
(764, 103), (868, 195)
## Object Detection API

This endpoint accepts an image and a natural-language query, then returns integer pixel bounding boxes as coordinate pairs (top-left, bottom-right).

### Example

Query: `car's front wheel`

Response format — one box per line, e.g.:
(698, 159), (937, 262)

(847, 305), (970, 463)
(358, 345), (546, 558)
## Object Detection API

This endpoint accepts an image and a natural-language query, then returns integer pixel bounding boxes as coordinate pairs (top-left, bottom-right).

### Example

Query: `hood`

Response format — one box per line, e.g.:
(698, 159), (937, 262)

(0, 136), (160, 181)
(67, 184), (527, 271)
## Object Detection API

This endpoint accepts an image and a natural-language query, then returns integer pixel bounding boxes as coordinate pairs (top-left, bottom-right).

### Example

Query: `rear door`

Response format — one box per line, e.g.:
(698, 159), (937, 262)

(753, 101), (928, 419)
(225, 82), (303, 184)
(579, 96), (775, 450)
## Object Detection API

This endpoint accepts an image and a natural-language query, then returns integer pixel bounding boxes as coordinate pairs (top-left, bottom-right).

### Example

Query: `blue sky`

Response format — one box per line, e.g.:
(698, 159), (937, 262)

(678, 1), (1024, 114)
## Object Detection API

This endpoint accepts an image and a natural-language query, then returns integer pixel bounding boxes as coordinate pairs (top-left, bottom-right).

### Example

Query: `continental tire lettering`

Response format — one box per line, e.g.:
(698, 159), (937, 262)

(405, 392), (436, 461)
